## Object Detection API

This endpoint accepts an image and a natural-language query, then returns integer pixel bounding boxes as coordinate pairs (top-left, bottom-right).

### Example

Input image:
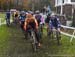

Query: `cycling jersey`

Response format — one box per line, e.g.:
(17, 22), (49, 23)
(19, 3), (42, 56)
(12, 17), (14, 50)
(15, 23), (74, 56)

(35, 14), (41, 25)
(49, 17), (61, 29)
(19, 15), (26, 22)
(40, 13), (45, 24)
(45, 14), (51, 23)
(40, 16), (45, 24)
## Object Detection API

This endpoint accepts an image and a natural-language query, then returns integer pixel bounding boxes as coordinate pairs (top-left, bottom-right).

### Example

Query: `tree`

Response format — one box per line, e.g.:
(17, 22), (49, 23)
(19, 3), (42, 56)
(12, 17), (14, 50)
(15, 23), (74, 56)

(0, 0), (53, 11)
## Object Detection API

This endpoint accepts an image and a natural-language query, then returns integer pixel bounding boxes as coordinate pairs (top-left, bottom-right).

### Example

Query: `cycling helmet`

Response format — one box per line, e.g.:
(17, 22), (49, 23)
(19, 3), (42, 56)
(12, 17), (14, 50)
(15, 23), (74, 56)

(21, 11), (26, 14)
(35, 10), (40, 14)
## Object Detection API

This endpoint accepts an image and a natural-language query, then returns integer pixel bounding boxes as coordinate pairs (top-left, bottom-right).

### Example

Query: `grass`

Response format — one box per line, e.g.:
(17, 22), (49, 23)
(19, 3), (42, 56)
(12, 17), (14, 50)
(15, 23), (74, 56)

(0, 12), (12, 23)
(0, 12), (6, 23)
(0, 13), (75, 57)
(39, 30), (75, 56)
(0, 25), (10, 57)
(0, 25), (8, 45)
(0, 24), (75, 57)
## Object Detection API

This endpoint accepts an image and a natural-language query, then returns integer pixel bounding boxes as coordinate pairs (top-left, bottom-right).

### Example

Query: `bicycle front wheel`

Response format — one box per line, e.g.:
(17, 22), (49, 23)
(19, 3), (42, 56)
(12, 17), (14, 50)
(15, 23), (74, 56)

(31, 31), (37, 52)
(56, 31), (61, 45)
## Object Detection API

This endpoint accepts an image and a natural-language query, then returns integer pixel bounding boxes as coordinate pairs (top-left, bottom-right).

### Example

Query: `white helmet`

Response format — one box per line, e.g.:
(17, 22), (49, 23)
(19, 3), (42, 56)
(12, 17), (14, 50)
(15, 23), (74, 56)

(35, 10), (40, 14)
(51, 12), (55, 16)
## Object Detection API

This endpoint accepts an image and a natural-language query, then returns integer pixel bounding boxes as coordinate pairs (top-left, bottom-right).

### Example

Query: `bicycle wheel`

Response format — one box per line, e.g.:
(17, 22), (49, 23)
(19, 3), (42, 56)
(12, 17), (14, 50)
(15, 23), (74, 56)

(47, 28), (53, 39)
(32, 42), (37, 52)
(31, 30), (37, 52)
(25, 32), (29, 40)
(56, 31), (61, 45)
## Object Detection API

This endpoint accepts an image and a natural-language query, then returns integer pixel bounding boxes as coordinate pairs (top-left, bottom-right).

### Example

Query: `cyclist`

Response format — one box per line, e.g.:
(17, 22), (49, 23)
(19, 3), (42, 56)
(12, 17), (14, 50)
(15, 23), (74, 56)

(39, 13), (45, 34)
(45, 13), (51, 24)
(19, 11), (26, 31)
(5, 10), (11, 26)
(14, 11), (19, 24)
(40, 13), (45, 26)
(45, 13), (51, 33)
(24, 13), (41, 47)
(49, 13), (61, 33)
(34, 10), (41, 26)
(34, 11), (44, 38)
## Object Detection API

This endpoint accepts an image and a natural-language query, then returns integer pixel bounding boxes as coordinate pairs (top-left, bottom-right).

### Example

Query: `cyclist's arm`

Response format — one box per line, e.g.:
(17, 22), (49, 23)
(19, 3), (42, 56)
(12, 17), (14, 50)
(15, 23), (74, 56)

(56, 18), (61, 31)
(57, 18), (61, 28)
(34, 18), (38, 29)
(24, 19), (27, 30)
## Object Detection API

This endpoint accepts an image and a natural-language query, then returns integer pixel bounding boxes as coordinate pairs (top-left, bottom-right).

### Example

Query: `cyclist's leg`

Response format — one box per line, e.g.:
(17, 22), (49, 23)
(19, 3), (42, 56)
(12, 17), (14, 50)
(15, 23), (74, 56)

(20, 21), (26, 38)
(49, 28), (53, 39)
(17, 17), (19, 24)
(40, 24), (43, 34)
(57, 28), (61, 39)
(14, 17), (18, 24)
(8, 19), (10, 25)
(55, 28), (61, 45)
(14, 17), (16, 24)
(6, 19), (9, 26)
(47, 24), (53, 36)
(20, 21), (24, 31)
(24, 29), (31, 39)
(38, 25), (42, 38)
(46, 23), (49, 33)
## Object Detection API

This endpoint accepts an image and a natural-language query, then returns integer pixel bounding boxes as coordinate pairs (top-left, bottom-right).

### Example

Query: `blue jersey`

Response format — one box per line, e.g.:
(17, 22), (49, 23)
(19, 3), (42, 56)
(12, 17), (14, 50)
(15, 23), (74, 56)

(49, 17), (61, 29)
(19, 15), (26, 22)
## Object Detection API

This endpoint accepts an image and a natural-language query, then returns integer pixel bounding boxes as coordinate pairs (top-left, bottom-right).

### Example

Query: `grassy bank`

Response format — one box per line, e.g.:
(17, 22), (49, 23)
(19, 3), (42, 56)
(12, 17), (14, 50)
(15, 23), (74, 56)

(0, 25), (10, 57)
(0, 13), (6, 23)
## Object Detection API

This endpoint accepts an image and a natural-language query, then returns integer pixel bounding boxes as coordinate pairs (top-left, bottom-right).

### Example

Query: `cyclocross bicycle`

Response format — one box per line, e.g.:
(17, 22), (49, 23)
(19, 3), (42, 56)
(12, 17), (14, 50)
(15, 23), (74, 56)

(47, 28), (61, 45)
(27, 29), (38, 52)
